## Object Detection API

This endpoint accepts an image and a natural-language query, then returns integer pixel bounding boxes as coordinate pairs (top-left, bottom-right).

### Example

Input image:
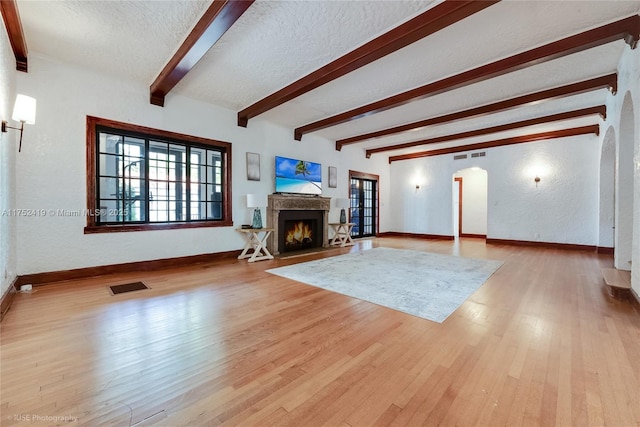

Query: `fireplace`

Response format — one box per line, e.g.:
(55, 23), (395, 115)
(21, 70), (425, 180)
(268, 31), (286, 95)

(267, 194), (331, 255)
(280, 210), (323, 253)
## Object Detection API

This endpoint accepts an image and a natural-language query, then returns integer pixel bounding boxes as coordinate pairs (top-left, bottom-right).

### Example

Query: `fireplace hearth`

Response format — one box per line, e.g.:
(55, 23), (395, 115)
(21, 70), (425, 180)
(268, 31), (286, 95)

(267, 194), (331, 255)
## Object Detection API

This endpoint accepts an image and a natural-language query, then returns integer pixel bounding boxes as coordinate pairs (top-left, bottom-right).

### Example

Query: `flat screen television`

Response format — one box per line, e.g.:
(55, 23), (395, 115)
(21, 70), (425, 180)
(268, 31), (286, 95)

(275, 156), (322, 195)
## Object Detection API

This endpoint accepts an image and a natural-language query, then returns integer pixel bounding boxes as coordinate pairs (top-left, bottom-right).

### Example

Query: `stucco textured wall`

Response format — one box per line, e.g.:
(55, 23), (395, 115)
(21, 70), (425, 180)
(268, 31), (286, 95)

(603, 44), (640, 291)
(1, 18), (17, 296)
(390, 134), (600, 245)
(14, 54), (390, 275)
(614, 92), (635, 271)
(486, 136), (600, 244)
(599, 127), (615, 249)
(390, 158), (454, 236)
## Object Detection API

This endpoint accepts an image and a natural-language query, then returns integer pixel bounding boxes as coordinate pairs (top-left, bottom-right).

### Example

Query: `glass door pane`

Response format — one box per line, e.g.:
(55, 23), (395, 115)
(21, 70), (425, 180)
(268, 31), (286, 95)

(349, 177), (377, 238)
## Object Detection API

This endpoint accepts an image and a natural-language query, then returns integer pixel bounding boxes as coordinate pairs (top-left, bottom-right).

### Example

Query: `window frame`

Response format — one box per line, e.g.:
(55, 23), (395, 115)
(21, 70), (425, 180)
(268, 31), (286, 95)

(85, 116), (233, 234)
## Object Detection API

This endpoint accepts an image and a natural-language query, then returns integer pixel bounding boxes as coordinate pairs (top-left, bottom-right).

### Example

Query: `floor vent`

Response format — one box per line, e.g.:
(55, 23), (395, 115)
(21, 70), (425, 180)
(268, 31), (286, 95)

(471, 152), (486, 158)
(453, 154), (467, 160)
(108, 281), (149, 295)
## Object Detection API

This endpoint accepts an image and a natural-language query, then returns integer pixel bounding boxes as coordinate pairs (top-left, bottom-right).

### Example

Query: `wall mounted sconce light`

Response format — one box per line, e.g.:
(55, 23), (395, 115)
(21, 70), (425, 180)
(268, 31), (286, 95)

(1, 94), (37, 152)
(534, 176), (541, 187)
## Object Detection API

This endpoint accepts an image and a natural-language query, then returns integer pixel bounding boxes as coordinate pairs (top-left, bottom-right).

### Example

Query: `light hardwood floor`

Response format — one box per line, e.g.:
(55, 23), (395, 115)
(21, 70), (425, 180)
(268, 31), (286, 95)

(1, 238), (639, 426)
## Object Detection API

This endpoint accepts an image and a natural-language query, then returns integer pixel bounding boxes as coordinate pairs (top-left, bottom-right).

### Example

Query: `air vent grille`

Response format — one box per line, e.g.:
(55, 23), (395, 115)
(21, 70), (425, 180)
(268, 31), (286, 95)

(471, 152), (486, 158)
(108, 281), (149, 295)
(453, 154), (467, 160)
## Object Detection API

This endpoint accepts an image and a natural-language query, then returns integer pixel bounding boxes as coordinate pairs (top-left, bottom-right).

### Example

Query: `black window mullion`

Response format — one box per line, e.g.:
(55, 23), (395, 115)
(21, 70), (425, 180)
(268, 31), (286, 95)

(95, 131), (101, 223)
(144, 138), (150, 224)
(218, 152), (223, 220)
(206, 150), (210, 220)
(125, 155), (131, 222)
(178, 150), (185, 221)
(372, 182), (377, 234)
(210, 151), (214, 220)
(165, 144), (170, 221)
(185, 146), (191, 221)
(119, 144), (125, 223)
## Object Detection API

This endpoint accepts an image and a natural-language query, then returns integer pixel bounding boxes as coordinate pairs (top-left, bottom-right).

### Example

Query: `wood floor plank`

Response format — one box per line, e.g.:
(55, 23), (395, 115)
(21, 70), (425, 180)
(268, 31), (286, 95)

(1, 238), (639, 426)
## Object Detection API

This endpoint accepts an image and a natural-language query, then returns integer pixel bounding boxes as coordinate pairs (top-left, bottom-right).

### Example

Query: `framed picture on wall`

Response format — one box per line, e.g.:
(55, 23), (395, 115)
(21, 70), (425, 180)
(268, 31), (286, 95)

(328, 166), (337, 188)
(246, 152), (260, 181)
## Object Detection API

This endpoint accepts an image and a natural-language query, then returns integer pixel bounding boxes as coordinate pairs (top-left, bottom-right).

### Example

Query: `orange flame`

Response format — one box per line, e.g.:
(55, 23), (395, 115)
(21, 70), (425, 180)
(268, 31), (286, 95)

(285, 221), (313, 245)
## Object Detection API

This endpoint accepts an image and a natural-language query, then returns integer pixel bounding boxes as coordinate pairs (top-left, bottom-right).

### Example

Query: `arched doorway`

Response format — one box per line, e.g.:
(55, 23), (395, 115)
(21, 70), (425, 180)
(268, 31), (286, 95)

(452, 168), (488, 238)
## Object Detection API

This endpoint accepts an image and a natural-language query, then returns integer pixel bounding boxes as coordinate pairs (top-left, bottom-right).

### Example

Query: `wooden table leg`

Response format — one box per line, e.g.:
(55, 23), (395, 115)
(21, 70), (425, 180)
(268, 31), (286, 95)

(238, 230), (274, 262)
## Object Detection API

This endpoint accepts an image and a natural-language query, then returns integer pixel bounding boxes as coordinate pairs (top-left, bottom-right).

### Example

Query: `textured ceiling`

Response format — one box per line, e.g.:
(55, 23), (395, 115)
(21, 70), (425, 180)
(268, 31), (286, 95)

(14, 0), (640, 158)
(175, 0), (434, 110)
(18, 0), (211, 83)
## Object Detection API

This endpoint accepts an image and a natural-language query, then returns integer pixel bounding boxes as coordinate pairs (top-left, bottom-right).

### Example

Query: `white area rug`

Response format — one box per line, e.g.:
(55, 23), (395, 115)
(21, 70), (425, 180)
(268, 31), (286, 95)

(266, 247), (503, 323)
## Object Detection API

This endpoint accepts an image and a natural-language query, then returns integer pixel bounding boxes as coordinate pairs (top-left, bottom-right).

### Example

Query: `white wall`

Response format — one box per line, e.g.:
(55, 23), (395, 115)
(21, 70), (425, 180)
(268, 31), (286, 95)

(390, 157), (453, 236)
(14, 54), (390, 275)
(341, 144), (392, 234)
(603, 43), (640, 293)
(487, 136), (600, 244)
(454, 168), (487, 236)
(0, 18), (17, 296)
(614, 92), (635, 271)
(390, 134), (601, 245)
(599, 126), (615, 249)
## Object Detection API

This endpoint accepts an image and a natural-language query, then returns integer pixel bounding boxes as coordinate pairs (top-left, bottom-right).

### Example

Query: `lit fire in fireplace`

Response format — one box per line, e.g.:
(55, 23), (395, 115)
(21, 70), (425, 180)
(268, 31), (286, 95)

(285, 221), (313, 246)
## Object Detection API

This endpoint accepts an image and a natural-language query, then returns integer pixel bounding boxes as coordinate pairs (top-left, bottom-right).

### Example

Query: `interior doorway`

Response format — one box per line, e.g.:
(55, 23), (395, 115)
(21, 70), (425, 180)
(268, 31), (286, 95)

(453, 177), (462, 237)
(452, 168), (488, 238)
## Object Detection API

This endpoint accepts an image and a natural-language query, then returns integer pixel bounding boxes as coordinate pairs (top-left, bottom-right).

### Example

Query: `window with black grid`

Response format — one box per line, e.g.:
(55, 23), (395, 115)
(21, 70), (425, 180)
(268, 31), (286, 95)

(94, 125), (227, 227)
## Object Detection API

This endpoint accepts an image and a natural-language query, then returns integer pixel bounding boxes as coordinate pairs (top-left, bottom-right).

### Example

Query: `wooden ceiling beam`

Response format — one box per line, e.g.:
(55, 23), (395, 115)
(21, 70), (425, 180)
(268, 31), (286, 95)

(388, 125), (600, 163)
(0, 0), (28, 72)
(296, 15), (639, 141)
(236, 0), (499, 127)
(366, 106), (605, 158)
(150, 0), (254, 107)
(337, 73), (616, 150)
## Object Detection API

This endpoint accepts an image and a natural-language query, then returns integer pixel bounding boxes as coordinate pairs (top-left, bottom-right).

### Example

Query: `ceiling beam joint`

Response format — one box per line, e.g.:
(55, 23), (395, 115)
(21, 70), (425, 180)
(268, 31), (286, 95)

(0, 0), (28, 72)
(365, 105), (605, 157)
(337, 74), (616, 150)
(236, 0), (499, 127)
(150, 0), (254, 107)
(388, 125), (600, 163)
(297, 15), (638, 141)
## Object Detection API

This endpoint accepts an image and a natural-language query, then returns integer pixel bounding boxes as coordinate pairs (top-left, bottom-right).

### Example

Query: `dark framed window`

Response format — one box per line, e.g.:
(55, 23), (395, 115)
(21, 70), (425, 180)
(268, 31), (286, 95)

(85, 116), (232, 233)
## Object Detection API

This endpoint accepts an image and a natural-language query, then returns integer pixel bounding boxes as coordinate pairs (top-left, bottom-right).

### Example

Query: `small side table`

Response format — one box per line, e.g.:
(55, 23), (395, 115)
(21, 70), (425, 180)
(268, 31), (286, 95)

(329, 223), (355, 247)
(237, 228), (274, 262)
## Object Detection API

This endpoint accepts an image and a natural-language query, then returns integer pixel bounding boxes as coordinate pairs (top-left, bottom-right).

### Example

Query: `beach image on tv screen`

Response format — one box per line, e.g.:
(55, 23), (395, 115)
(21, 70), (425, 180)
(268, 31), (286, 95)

(275, 157), (322, 195)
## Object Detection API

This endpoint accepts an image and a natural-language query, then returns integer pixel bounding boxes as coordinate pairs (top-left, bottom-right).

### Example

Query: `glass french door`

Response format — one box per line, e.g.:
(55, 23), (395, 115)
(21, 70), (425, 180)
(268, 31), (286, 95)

(349, 176), (377, 238)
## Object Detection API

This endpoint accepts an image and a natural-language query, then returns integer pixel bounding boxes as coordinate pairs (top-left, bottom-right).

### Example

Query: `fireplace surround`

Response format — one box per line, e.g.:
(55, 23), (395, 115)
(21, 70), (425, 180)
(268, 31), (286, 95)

(267, 194), (331, 255)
